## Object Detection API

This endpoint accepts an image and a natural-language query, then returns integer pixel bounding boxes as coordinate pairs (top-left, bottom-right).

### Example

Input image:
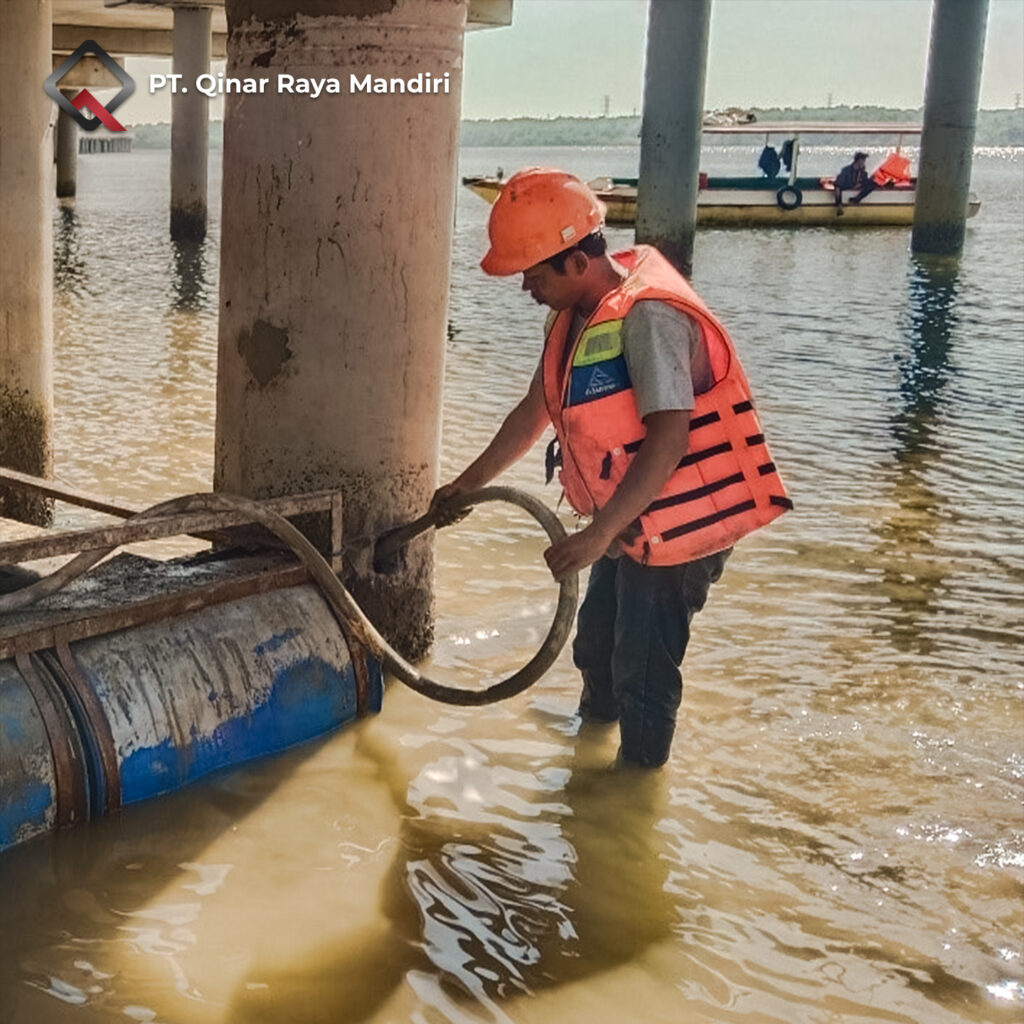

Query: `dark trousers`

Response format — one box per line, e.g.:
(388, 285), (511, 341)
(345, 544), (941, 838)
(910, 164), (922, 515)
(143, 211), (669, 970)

(572, 548), (730, 768)
(850, 180), (877, 203)
(835, 180), (877, 205)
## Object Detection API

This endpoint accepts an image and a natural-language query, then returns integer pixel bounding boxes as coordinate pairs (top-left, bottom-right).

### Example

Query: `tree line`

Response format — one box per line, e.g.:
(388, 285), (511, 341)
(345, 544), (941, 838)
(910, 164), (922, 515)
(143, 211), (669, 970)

(125, 107), (1023, 149)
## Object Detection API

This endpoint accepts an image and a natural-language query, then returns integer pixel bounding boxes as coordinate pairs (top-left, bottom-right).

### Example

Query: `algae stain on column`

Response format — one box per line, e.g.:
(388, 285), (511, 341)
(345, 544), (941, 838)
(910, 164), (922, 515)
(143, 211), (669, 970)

(0, 384), (52, 525)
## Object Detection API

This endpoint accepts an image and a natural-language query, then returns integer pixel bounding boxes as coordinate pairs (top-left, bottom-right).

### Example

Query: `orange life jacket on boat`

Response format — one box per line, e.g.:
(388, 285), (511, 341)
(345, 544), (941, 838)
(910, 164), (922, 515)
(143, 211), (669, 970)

(541, 245), (792, 566)
(872, 153), (912, 187)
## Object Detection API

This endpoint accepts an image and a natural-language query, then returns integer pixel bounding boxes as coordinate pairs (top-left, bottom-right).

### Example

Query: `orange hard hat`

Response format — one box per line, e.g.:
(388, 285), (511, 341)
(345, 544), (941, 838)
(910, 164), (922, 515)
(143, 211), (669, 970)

(480, 167), (606, 276)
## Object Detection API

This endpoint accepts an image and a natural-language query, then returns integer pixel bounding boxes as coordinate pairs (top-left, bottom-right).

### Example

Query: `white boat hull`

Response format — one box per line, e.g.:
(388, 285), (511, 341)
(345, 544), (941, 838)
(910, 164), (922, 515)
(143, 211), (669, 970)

(463, 178), (982, 228)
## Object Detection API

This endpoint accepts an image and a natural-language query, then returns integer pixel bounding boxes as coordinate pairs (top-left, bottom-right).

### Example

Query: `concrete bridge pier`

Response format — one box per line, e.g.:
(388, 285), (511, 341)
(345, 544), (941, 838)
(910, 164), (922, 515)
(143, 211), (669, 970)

(214, 0), (467, 659)
(56, 90), (78, 199)
(635, 0), (712, 278)
(912, 0), (990, 255)
(0, 0), (54, 525)
(170, 4), (212, 241)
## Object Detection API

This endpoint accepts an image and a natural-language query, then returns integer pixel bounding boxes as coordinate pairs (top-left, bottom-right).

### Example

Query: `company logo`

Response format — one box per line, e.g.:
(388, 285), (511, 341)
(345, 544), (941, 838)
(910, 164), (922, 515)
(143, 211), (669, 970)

(584, 366), (619, 398)
(44, 41), (134, 132)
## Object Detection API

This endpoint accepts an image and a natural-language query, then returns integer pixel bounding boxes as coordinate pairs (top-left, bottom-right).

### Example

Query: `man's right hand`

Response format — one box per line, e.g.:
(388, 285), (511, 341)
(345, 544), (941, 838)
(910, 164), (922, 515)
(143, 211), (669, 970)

(430, 481), (474, 527)
(431, 481), (467, 509)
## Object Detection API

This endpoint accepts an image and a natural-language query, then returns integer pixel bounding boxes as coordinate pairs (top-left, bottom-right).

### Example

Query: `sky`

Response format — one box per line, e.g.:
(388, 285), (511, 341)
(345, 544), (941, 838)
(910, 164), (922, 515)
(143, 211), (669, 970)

(123, 0), (1024, 124)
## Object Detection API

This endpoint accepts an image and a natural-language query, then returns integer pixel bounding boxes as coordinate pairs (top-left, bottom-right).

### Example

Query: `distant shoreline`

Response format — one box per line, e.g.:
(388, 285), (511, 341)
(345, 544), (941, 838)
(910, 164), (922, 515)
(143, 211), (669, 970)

(124, 107), (1023, 149)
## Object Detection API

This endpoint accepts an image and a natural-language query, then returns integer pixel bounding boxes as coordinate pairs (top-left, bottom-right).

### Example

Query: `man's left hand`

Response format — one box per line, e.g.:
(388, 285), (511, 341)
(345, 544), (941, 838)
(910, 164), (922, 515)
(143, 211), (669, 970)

(544, 524), (613, 581)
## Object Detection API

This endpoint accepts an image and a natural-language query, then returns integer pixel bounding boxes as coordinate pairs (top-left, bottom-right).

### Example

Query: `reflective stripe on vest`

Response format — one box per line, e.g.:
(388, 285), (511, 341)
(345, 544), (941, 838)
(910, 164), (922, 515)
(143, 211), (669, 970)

(541, 245), (791, 566)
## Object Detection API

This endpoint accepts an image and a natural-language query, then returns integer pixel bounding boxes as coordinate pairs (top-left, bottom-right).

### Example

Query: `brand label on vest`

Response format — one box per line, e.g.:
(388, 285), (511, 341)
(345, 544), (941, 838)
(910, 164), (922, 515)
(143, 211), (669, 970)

(566, 319), (630, 406)
(569, 355), (631, 405)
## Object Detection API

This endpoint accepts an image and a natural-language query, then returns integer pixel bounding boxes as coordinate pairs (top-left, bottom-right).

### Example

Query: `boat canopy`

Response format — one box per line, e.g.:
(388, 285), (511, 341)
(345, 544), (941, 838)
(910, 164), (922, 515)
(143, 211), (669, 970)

(703, 122), (922, 135)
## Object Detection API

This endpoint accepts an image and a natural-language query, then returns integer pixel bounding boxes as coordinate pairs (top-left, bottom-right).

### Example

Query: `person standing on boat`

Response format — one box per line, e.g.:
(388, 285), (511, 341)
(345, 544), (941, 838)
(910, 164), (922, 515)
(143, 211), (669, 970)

(833, 151), (876, 213)
(433, 168), (790, 768)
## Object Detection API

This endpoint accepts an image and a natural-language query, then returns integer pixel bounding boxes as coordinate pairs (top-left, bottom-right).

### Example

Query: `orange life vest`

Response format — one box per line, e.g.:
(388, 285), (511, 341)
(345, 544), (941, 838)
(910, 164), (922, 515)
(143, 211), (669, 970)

(872, 153), (912, 187)
(541, 246), (791, 566)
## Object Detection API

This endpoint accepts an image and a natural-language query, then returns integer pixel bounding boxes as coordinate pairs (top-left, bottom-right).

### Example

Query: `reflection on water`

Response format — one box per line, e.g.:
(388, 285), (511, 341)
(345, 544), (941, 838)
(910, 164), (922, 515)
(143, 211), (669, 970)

(225, 729), (673, 1023)
(896, 256), (960, 453)
(170, 239), (210, 313)
(0, 147), (1021, 1023)
(871, 256), (959, 654)
(54, 203), (86, 297)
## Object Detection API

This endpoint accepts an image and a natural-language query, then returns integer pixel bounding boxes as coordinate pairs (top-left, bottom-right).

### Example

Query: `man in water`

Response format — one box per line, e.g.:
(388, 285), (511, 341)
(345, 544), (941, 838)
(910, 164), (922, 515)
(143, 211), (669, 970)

(833, 151), (876, 213)
(433, 168), (789, 768)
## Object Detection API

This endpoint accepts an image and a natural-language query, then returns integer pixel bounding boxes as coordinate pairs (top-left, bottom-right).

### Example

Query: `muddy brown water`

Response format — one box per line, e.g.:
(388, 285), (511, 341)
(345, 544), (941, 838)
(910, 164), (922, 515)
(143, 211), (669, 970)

(0, 146), (1021, 1023)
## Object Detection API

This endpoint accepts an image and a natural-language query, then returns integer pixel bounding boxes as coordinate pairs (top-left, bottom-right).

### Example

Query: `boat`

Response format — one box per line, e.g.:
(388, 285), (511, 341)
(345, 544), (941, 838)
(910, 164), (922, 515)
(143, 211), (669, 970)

(462, 122), (982, 228)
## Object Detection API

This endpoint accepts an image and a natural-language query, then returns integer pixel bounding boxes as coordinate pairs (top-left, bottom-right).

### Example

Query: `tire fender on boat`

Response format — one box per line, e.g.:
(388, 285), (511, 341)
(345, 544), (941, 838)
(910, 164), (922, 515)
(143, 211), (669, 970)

(776, 186), (802, 210)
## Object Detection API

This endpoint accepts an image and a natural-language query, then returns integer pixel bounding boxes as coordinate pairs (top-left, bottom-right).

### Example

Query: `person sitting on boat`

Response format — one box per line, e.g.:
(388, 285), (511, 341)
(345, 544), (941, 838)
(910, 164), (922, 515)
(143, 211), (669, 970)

(833, 151), (876, 213)
(432, 168), (790, 768)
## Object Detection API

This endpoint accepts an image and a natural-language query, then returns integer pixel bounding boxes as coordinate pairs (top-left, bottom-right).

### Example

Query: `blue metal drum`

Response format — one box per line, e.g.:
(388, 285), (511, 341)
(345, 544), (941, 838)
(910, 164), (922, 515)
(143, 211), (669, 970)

(0, 582), (381, 853)
(0, 655), (88, 849)
(0, 660), (62, 849)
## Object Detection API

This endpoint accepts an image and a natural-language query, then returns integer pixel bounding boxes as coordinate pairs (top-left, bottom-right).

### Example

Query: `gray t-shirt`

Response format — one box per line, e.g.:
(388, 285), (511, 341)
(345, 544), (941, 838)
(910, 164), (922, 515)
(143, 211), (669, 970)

(622, 300), (713, 418)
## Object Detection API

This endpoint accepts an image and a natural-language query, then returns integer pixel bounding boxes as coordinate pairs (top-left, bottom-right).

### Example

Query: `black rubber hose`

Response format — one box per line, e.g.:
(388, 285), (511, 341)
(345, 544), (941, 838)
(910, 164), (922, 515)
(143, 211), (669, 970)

(191, 489), (580, 706)
(2, 489), (579, 707)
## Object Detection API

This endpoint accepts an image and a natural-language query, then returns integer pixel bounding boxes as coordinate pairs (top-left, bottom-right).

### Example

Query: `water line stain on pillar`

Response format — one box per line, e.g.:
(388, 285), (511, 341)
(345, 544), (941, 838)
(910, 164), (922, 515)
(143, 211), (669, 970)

(237, 320), (292, 387)
(170, 203), (208, 243)
(229, 0), (396, 28)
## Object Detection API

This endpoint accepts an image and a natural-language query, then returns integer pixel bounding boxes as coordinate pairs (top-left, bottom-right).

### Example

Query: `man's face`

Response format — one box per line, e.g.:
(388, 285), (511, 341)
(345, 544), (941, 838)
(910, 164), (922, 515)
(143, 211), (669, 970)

(520, 258), (584, 311)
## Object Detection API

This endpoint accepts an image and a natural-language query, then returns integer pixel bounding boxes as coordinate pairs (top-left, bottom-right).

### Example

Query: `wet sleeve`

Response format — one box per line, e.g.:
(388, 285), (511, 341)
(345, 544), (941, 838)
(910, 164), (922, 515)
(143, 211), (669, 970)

(622, 301), (709, 420)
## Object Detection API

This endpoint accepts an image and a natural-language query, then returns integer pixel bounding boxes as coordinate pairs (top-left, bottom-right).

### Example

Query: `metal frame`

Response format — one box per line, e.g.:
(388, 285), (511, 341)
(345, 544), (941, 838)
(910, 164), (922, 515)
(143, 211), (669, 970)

(0, 471), (350, 659)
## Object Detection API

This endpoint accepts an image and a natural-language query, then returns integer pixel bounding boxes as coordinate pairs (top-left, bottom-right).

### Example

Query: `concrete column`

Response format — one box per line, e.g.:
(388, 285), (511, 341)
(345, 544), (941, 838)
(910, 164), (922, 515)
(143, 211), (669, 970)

(215, 0), (467, 659)
(56, 90), (78, 199)
(0, 0), (54, 524)
(635, 0), (711, 278)
(911, 0), (990, 255)
(170, 5), (212, 241)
